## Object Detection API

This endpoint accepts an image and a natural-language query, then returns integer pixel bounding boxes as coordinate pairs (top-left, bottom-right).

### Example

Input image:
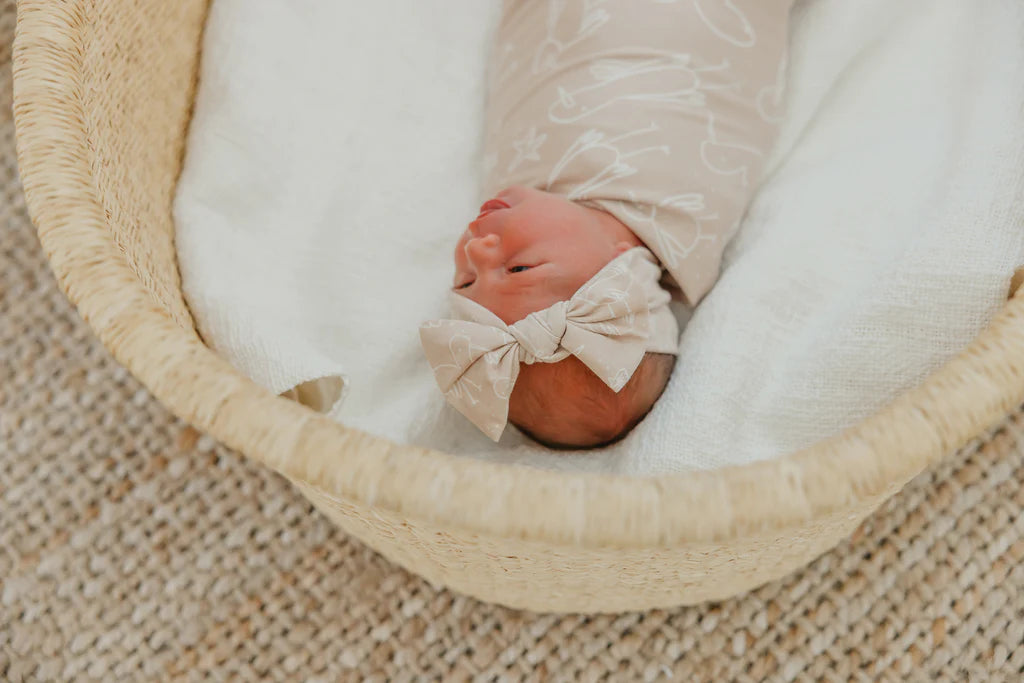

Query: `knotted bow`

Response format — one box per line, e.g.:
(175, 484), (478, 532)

(419, 247), (679, 441)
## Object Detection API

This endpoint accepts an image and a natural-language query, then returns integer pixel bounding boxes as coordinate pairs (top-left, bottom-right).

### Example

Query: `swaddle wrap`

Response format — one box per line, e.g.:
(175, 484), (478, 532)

(484, 0), (793, 304)
(420, 247), (678, 440)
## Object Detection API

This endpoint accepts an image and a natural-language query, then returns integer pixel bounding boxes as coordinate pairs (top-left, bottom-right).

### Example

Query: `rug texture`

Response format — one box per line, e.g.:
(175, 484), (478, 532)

(2, 2), (1024, 679)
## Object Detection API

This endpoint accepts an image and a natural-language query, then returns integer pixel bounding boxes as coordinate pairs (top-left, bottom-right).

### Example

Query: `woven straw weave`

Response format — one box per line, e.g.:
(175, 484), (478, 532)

(3, 3), (1024, 679)
(10, 0), (1024, 614)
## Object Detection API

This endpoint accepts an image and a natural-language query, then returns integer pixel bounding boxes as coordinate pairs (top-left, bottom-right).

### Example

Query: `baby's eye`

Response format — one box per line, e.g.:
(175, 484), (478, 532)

(508, 265), (532, 273)
(456, 281), (474, 290)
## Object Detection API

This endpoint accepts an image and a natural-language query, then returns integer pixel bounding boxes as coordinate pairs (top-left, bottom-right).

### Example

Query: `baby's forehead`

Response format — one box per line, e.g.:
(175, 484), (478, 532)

(495, 278), (581, 323)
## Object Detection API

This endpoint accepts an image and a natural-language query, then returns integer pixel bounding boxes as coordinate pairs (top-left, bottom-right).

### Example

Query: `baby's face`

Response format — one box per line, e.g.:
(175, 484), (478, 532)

(453, 186), (638, 324)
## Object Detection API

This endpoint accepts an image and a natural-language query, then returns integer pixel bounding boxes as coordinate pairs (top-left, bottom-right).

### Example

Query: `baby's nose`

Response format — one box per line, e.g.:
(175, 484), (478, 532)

(464, 234), (501, 266)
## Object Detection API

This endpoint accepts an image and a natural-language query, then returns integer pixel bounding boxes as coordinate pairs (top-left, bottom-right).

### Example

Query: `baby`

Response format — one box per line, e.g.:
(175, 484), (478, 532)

(422, 0), (793, 447)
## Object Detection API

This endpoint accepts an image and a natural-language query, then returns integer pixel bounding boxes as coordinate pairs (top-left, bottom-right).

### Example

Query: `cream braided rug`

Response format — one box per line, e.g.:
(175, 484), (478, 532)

(2, 6), (1024, 681)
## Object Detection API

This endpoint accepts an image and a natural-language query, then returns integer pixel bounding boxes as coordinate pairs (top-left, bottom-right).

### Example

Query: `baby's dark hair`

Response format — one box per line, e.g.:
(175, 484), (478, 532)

(508, 352), (676, 449)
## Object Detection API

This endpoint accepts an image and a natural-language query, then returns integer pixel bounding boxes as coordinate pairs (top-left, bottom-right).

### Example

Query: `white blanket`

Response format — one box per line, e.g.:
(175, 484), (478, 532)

(175, 0), (1024, 475)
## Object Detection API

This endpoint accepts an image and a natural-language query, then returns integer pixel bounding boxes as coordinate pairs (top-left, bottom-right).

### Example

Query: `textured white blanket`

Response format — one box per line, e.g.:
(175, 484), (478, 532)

(175, 0), (1024, 474)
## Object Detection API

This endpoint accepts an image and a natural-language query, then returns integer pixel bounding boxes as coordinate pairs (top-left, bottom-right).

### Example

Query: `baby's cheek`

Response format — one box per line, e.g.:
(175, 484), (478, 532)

(453, 233), (470, 267)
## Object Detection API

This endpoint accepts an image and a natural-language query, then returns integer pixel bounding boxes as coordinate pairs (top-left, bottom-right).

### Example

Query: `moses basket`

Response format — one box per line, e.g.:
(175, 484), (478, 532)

(12, 0), (1024, 613)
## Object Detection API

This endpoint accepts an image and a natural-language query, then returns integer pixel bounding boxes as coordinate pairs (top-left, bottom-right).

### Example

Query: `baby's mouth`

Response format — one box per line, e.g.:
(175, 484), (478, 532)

(477, 198), (510, 220)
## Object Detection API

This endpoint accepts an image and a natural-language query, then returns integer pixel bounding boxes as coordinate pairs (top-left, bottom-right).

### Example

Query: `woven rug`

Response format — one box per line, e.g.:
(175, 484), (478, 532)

(2, 5), (1023, 681)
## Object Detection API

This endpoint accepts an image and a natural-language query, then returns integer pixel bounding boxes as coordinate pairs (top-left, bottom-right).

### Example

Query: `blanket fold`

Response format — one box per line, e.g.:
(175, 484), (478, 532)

(175, 0), (1024, 474)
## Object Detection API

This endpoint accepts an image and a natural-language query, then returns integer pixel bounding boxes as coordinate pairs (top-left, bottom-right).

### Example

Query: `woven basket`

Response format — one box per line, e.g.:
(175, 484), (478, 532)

(12, 0), (1024, 613)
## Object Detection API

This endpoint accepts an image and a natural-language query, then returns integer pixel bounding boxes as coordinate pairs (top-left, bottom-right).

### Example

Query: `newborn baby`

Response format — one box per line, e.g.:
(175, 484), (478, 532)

(422, 0), (793, 447)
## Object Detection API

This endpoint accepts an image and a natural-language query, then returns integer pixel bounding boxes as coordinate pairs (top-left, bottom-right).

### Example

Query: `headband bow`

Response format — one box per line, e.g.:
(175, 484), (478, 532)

(419, 247), (679, 440)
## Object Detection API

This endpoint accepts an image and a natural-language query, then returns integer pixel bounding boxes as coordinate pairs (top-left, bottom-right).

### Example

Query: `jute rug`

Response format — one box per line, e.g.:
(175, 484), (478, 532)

(2, 3), (1023, 679)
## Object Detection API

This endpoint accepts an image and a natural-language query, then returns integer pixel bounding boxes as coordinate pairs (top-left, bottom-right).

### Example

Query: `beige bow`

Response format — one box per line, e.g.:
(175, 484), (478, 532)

(420, 247), (679, 441)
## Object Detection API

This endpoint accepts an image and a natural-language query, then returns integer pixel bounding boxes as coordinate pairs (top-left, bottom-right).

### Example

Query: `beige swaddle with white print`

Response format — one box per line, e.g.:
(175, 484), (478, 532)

(484, 0), (793, 304)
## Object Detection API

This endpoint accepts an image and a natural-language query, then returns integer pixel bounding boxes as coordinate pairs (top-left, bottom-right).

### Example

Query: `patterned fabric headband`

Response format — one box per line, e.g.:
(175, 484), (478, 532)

(419, 247), (679, 441)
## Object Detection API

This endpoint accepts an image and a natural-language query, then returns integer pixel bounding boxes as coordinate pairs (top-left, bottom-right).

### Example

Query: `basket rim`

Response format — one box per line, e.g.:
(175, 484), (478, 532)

(12, 0), (1024, 550)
